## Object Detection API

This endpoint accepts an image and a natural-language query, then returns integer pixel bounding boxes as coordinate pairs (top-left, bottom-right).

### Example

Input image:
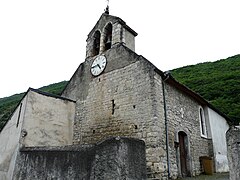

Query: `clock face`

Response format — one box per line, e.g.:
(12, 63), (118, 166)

(91, 55), (107, 76)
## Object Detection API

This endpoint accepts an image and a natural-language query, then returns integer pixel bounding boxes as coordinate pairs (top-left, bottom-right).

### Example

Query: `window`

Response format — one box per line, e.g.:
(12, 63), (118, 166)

(199, 107), (207, 137)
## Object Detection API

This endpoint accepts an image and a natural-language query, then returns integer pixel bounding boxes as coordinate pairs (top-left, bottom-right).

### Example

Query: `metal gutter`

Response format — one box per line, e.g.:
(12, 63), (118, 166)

(162, 71), (171, 178)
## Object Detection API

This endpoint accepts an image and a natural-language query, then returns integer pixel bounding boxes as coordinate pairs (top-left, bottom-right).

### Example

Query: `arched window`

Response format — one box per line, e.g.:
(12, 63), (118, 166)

(103, 23), (112, 51)
(199, 107), (207, 137)
(92, 30), (100, 56)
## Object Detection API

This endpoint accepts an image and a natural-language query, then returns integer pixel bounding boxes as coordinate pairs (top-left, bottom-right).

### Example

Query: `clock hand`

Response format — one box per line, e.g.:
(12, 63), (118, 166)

(97, 64), (101, 69)
(91, 64), (98, 68)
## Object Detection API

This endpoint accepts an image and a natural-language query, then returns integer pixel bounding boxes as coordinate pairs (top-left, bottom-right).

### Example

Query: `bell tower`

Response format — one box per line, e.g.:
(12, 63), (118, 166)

(85, 10), (138, 59)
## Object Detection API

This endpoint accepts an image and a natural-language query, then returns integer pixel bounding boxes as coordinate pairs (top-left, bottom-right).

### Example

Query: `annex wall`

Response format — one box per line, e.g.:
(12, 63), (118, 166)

(21, 90), (75, 147)
(208, 107), (229, 172)
(163, 81), (212, 178)
(0, 95), (28, 180)
(13, 137), (146, 180)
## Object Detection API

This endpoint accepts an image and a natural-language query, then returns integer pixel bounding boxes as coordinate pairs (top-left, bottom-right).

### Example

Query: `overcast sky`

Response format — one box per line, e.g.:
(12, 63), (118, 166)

(0, 0), (240, 98)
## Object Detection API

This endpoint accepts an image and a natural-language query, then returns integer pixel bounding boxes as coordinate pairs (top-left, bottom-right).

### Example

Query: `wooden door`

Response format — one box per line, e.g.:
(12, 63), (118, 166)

(179, 131), (188, 177)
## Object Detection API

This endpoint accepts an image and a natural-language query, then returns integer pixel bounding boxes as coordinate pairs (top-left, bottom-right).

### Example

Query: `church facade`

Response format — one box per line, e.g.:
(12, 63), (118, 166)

(0, 12), (230, 180)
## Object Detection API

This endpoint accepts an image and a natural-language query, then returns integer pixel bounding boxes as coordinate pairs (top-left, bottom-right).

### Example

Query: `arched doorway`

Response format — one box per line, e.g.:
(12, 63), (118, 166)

(178, 131), (191, 177)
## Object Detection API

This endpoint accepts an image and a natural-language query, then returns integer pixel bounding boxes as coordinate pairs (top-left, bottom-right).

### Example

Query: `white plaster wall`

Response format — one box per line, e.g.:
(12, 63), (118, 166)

(22, 90), (75, 147)
(0, 94), (28, 180)
(208, 107), (229, 172)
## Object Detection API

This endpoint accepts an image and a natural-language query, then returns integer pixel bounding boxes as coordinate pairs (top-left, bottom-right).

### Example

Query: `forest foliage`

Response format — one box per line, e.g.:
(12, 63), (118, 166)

(171, 54), (240, 123)
(0, 55), (239, 130)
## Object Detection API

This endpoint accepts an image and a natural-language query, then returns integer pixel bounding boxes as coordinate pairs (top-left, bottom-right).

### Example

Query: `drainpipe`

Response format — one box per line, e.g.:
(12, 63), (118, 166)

(162, 71), (171, 179)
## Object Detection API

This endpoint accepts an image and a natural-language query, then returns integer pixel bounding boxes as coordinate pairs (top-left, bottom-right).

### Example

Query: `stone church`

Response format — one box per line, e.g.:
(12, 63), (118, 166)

(0, 10), (231, 180)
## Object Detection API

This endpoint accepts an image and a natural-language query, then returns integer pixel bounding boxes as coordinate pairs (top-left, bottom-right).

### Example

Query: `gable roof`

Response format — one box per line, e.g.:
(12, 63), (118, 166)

(29, 88), (76, 103)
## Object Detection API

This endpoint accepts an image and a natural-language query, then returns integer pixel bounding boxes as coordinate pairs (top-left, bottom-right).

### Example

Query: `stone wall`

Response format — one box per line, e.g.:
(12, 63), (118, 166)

(13, 137), (146, 180)
(74, 59), (157, 145)
(163, 79), (212, 178)
(62, 44), (215, 179)
(226, 126), (240, 180)
(62, 46), (167, 179)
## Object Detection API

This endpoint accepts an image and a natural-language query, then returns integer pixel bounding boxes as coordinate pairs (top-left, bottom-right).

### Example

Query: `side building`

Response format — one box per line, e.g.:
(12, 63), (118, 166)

(0, 89), (75, 180)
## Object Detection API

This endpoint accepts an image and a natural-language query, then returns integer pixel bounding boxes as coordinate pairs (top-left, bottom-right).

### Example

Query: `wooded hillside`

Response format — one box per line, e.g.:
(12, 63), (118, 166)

(0, 55), (239, 130)
(171, 54), (240, 123)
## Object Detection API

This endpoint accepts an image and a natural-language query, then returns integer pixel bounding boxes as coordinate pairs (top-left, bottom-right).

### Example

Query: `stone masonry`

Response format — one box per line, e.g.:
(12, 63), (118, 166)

(85, 13), (137, 58)
(62, 45), (168, 179)
(62, 43), (212, 179)
(13, 137), (146, 180)
(163, 78), (212, 178)
(226, 126), (240, 180)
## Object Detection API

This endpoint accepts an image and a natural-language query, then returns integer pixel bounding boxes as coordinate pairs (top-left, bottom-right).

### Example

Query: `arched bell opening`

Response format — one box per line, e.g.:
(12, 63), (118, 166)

(92, 30), (101, 57)
(103, 23), (112, 51)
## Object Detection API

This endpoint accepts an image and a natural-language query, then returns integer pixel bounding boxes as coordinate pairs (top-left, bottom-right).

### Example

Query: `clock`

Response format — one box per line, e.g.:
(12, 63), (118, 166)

(91, 55), (107, 76)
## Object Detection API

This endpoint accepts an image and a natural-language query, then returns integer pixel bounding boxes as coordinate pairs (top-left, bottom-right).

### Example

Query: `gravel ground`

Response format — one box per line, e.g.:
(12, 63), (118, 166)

(180, 173), (229, 180)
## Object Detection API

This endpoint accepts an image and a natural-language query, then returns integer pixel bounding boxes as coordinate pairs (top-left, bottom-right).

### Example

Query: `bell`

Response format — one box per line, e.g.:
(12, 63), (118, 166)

(106, 36), (112, 44)
(105, 35), (112, 50)
(95, 43), (100, 49)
